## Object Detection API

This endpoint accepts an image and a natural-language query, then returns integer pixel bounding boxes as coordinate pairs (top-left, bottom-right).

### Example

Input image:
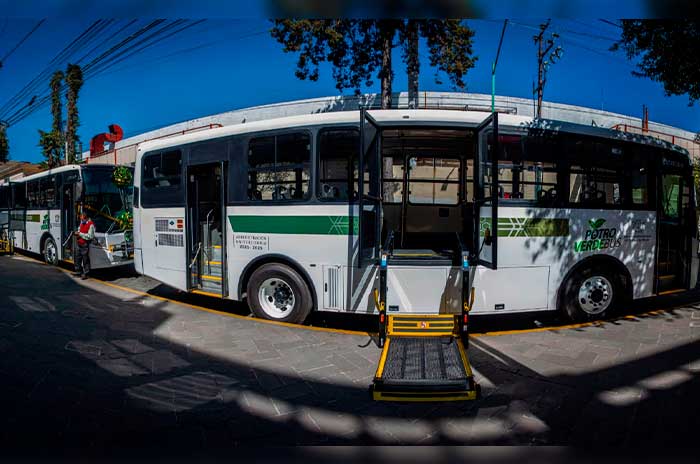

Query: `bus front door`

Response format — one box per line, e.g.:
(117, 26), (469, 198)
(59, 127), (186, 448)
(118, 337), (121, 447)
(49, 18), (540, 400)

(350, 109), (382, 311)
(656, 171), (691, 293)
(186, 162), (227, 298)
(473, 112), (499, 269)
(61, 178), (77, 263)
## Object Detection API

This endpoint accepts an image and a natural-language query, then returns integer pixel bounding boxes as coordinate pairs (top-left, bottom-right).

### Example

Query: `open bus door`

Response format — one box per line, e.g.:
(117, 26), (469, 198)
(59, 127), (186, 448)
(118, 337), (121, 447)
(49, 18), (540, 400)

(10, 182), (27, 251)
(358, 108), (382, 267)
(656, 160), (693, 293)
(60, 171), (79, 263)
(350, 109), (383, 311)
(186, 161), (227, 298)
(473, 112), (499, 269)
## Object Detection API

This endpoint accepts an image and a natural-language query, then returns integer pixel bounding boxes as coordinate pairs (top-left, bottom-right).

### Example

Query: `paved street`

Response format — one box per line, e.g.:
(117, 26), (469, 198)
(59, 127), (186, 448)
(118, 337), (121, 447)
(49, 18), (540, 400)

(1, 254), (700, 456)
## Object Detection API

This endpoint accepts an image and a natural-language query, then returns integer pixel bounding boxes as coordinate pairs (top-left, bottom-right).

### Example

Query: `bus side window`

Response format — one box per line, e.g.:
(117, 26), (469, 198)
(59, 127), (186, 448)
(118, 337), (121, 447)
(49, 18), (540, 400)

(42, 175), (57, 209)
(27, 180), (41, 209)
(317, 128), (359, 202)
(141, 150), (183, 208)
(566, 136), (624, 208)
(493, 134), (558, 203)
(12, 184), (26, 209)
(0, 185), (10, 209)
(248, 132), (311, 201)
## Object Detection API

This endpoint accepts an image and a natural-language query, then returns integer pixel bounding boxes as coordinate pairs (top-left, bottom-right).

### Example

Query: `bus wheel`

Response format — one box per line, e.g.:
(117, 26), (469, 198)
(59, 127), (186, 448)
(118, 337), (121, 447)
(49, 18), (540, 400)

(43, 237), (59, 266)
(247, 263), (313, 324)
(561, 266), (619, 322)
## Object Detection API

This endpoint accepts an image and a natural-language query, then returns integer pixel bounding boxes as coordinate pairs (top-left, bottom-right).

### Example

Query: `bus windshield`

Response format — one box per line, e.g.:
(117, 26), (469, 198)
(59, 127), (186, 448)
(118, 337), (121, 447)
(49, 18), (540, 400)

(82, 167), (134, 233)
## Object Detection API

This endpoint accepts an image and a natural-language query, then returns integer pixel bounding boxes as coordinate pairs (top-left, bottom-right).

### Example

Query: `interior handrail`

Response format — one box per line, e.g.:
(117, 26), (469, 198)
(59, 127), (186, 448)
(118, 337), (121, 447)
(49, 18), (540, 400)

(382, 229), (396, 258)
(189, 242), (202, 269)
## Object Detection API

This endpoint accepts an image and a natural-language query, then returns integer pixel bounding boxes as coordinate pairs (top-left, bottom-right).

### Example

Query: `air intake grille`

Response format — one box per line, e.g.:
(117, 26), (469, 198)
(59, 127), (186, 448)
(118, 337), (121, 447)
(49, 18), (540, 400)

(324, 265), (342, 310)
(155, 219), (170, 232)
(158, 233), (184, 247)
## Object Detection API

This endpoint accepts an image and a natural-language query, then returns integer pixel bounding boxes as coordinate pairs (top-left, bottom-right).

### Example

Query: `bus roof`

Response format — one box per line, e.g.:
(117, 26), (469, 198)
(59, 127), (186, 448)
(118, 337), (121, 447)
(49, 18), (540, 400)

(137, 109), (690, 158)
(10, 163), (124, 184)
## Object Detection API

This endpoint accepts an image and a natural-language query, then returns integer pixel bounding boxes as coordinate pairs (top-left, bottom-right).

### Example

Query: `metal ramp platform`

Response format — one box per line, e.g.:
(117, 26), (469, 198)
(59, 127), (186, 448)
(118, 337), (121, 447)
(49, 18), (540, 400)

(371, 315), (479, 401)
(370, 232), (480, 402)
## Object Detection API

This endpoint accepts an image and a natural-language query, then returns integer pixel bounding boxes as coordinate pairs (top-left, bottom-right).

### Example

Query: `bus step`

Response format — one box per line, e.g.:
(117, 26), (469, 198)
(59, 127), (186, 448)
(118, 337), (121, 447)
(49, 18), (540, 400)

(208, 246), (222, 261)
(657, 274), (682, 293)
(371, 315), (479, 402)
(199, 279), (223, 292)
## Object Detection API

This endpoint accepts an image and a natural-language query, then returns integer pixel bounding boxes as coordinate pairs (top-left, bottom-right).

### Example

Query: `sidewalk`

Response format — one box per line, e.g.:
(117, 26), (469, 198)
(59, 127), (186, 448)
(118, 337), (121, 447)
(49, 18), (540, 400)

(1, 255), (699, 453)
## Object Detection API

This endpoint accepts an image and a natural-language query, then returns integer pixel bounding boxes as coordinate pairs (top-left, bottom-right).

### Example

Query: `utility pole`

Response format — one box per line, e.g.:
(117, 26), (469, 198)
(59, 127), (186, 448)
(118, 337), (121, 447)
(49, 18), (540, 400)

(491, 19), (508, 113)
(533, 19), (562, 119)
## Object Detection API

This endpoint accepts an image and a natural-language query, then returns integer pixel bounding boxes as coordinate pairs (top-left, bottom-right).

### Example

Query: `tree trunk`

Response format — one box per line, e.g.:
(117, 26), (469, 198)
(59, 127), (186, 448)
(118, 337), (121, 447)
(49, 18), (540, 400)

(406, 20), (419, 109)
(379, 24), (393, 109)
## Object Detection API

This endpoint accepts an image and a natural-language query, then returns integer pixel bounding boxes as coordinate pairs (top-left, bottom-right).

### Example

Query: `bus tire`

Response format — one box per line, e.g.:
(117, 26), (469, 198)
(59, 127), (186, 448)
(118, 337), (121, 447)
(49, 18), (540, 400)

(43, 237), (59, 266)
(246, 263), (312, 324)
(560, 265), (620, 322)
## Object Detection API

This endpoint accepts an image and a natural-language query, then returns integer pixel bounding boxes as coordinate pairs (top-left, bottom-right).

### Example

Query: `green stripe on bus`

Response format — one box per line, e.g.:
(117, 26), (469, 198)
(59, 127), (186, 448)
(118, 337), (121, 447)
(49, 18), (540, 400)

(229, 215), (358, 235)
(480, 218), (569, 237)
(26, 214), (40, 223)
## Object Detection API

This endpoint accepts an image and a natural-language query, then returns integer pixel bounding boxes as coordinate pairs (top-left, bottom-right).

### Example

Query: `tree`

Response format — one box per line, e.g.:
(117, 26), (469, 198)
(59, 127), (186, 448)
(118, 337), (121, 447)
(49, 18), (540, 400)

(270, 19), (477, 109)
(65, 63), (83, 164)
(37, 70), (64, 168)
(0, 125), (8, 163)
(37, 129), (63, 168)
(614, 20), (700, 104)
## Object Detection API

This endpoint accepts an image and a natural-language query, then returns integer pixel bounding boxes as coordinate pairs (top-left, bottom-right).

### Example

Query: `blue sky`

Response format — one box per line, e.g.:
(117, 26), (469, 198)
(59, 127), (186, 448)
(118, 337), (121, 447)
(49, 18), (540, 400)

(1, 16), (699, 164)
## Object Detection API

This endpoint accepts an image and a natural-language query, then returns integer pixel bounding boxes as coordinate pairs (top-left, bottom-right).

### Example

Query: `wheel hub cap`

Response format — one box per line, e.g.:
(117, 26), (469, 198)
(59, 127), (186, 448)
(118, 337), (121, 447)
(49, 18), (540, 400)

(258, 278), (296, 318)
(578, 276), (613, 315)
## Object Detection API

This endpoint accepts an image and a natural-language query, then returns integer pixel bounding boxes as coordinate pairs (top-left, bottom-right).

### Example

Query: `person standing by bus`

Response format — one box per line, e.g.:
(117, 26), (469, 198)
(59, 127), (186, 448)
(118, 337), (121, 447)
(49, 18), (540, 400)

(74, 211), (95, 280)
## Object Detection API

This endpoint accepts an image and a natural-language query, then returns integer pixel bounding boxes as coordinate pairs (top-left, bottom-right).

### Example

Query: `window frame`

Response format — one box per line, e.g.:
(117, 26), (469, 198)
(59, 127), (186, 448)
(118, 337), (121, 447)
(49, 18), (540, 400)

(405, 155), (462, 206)
(487, 129), (564, 208)
(140, 148), (185, 208)
(245, 128), (314, 205)
(561, 133), (657, 211)
(316, 126), (359, 203)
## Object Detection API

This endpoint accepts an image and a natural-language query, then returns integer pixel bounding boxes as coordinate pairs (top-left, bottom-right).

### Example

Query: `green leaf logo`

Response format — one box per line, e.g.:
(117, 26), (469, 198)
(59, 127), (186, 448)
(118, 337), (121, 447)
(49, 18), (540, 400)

(588, 218), (606, 230)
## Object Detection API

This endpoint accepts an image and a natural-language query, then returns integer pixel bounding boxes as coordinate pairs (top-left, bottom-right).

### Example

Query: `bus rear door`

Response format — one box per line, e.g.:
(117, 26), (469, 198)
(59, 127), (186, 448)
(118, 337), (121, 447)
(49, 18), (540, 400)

(473, 112), (499, 269)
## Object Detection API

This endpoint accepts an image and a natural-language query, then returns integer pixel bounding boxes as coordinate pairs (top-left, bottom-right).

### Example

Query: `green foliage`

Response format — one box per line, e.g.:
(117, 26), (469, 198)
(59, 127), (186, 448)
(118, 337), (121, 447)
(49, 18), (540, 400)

(114, 210), (133, 231)
(270, 19), (477, 109)
(37, 129), (63, 168)
(614, 20), (700, 104)
(65, 63), (83, 164)
(0, 126), (8, 163)
(50, 70), (64, 135)
(38, 70), (65, 167)
(112, 165), (133, 188)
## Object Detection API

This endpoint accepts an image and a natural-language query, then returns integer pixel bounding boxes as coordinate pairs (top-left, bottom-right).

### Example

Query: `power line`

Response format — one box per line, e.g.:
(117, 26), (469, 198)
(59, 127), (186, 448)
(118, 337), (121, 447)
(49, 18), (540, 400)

(0, 20), (105, 119)
(87, 20), (207, 80)
(0, 19), (45, 68)
(599, 19), (622, 29)
(505, 20), (634, 70)
(4, 20), (166, 125)
(73, 19), (122, 64)
(6, 20), (207, 126)
(554, 26), (618, 42)
(93, 29), (268, 79)
(85, 20), (192, 78)
(567, 19), (619, 38)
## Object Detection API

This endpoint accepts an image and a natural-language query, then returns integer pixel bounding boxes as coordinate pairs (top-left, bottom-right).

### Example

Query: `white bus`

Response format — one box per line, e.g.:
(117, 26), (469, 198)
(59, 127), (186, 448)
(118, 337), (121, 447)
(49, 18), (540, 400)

(133, 110), (699, 323)
(1, 164), (134, 268)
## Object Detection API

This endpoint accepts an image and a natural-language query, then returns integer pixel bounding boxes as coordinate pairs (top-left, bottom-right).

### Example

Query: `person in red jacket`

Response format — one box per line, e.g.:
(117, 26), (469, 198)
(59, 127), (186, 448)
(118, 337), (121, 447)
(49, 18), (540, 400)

(74, 211), (95, 280)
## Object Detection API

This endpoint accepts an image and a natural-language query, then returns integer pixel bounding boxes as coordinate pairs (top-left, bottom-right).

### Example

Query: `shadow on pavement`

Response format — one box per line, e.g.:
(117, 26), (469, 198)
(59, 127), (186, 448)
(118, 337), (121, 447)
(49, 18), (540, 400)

(1, 255), (700, 458)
